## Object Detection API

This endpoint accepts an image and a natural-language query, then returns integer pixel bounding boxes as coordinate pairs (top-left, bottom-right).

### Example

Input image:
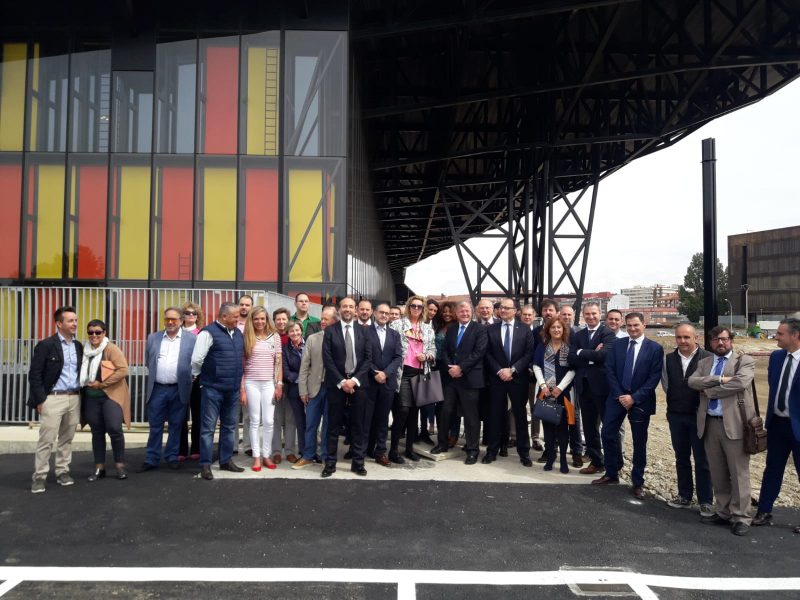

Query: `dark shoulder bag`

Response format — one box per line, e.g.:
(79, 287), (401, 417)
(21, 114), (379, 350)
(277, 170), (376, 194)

(736, 356), (767, 454)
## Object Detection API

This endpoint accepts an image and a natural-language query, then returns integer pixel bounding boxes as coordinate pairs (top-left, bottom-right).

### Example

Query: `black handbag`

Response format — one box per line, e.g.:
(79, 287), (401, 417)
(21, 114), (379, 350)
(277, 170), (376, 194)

(533, 394), (563, 425)
(410, 363), (444, 407)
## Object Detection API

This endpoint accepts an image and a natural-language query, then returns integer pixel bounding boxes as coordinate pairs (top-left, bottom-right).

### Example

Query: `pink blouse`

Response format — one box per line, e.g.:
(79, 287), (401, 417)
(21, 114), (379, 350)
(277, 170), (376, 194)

(403, 324), (424, 369)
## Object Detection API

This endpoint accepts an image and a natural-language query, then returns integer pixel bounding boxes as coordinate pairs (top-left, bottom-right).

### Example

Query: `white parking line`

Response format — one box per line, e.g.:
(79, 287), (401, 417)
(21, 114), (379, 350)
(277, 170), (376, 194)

(0, 567), (798, 599)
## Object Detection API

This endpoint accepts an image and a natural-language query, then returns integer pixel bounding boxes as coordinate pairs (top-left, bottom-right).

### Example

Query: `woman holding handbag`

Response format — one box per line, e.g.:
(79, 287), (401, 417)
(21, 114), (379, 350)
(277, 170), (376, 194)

(389, 295), (436, 463)
(532, 318), (576, 473)
(79, 319), (131, 481)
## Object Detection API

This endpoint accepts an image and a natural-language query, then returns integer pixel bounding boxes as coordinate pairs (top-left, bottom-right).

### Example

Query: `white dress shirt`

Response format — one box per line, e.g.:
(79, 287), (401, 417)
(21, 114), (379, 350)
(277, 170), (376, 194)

(374, 323), (386, 351)
(156, 329), (182, 384)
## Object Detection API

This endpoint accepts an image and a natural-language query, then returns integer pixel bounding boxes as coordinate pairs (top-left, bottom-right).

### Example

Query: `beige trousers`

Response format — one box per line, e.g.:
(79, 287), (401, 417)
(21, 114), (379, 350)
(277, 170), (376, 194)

(33, 393), (80, 480)
(703, 417), (752, 524)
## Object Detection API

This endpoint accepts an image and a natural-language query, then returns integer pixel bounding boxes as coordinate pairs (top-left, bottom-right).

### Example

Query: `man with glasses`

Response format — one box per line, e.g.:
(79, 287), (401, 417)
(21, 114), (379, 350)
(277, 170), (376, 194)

(483, 298), (534, 466)
(292, 292), (321, 339)
(29, 306), (83, 493)
(689, 326), (756, 536)
(140, 308), (196, 472)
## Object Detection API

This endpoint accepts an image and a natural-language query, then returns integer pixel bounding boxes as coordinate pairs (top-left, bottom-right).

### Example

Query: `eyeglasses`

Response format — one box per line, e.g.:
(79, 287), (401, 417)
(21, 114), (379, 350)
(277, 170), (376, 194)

(500, 305), (516, 311)
(409, 304), (424, 310)
(87, 330), (104, 336)
(183, 311), (196, 316)
(164, 318), (180, 323)
(711, 336), (731, 342)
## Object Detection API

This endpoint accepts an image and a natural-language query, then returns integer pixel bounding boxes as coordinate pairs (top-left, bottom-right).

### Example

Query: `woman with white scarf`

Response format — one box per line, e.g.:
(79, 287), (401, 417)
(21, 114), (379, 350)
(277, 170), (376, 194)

(80, 319), (131, 481)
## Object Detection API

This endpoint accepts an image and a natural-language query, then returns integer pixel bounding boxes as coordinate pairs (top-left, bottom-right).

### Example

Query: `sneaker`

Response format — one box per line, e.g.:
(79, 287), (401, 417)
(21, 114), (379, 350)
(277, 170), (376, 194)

(699, 503), (715, 518)
(291, 458), (313, 470)
(31, 478), (46, 494)
(667, 495), (692, 509)
(56, 472), (75, 486)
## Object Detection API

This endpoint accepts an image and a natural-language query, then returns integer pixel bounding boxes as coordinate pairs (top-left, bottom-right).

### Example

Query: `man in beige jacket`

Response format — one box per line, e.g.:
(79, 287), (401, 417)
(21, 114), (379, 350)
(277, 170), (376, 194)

(688, 325), (756, 536)
(293, 306), (337, 469)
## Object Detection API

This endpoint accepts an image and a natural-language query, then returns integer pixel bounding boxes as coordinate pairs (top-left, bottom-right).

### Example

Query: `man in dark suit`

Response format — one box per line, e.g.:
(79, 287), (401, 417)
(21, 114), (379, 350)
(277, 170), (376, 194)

(568, 301), (616, 475)
(483, 298), (535, 466)
(29, 306), (83, 493)
(593, 312), (664, 498)
(365, 302), (403, 467)
(321, 296), (372, 477)
(753, 318), (800, 530)
(432, 301), (488, 464)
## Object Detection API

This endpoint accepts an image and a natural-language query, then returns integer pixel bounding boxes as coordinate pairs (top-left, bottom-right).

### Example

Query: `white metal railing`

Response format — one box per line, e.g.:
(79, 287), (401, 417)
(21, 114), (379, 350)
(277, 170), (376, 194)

(0, 286), (318, 424)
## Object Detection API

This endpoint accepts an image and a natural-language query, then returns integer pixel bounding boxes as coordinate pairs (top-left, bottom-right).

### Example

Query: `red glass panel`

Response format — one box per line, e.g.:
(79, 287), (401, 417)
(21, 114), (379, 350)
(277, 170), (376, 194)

(204, 46), (239, 154)
(158, 167), (194, 280)
(242, 168), (278, 281)
(0, 164), (22, 278)
(75, 165), (108, 279)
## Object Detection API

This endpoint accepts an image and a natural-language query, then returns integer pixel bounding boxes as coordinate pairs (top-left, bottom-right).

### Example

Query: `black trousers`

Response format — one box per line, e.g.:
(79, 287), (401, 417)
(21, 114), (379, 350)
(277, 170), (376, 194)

(438, 384), (480, 454)
(83, 393), (125, 464)
(542, 404), (569, 466)
(391, 370), (419, 454)
(179, 379), (202, 456)
(326, 386), (369, 467)
(487, 380), (531, 458)
(367, 383), (395, 457)
(580, 384), (607, 467)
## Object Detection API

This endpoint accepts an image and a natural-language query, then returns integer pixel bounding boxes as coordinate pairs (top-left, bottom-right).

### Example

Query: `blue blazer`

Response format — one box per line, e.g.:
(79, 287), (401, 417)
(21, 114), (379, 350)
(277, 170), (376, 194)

(605, 336), (664, 415)
(766, 349), (800, 439)
(145, 330), (196, 405)
(366, 325), (403, 391)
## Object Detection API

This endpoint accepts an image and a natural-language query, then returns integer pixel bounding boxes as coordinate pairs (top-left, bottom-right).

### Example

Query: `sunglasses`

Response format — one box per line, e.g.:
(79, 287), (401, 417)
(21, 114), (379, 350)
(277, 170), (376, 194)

(183, 311), (197, 316)
(87, 330), (104, 336)
(409, 304), (424, 309)
(164, 318), (180, 323)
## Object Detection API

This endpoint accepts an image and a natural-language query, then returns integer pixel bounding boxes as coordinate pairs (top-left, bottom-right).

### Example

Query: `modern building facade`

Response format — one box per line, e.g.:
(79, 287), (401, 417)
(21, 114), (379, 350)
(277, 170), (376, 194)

(619, 284), (680, 309)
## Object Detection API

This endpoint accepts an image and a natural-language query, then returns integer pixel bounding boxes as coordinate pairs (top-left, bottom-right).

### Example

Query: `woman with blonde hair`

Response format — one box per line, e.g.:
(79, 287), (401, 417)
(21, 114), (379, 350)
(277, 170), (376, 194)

(241, 306), (283, 471)
(388, 295), (436, 463)
(179, 301), (204, 460)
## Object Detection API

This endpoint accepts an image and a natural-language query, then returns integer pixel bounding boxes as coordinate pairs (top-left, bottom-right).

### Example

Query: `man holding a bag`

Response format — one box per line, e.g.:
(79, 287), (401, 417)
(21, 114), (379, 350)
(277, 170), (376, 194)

(688, 326), (756, 536)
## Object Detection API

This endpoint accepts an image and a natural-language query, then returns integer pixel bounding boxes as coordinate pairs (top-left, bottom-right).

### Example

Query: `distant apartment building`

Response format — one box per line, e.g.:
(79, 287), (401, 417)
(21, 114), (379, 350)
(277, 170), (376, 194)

(619, 284), (680, 308)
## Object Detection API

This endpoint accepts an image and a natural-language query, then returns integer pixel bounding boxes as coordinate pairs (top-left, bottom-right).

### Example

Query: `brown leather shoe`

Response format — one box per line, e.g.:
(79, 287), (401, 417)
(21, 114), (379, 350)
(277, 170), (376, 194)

(375, 455), (391, 467)
(591, 475), (620, 485)
(272, 453), (282, 464)
(631, 486), (645, 499)
(447, 435), (458, 448)
(572, 454), (584, 468)
(579, 464), (604, 475)
(286, 454), (298, 464)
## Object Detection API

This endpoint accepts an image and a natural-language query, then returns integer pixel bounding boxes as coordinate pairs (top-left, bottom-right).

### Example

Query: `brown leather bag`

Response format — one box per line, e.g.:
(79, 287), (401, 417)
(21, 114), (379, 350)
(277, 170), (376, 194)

(739, 378), (767, 455)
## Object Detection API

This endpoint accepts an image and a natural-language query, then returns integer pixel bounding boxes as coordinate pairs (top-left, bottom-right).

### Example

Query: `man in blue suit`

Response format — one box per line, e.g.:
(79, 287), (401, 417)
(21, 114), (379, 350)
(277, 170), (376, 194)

(483, 298), (535, 466)
(322, 296), (372, 477)
(365, 302), (403, 467)
(753, 318), (800, 532)
(593, 312), (664, 498)
(140, 307), (196, 472)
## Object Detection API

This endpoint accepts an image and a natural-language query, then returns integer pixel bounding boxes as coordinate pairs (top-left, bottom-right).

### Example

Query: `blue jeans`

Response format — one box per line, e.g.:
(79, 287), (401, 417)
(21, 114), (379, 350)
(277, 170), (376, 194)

(667, 412), (713, 504)
(602, 400), (650, 487)
(145, 384), (186, 465)
(303, 387), (328, 461)
(200, 385), (240, 466)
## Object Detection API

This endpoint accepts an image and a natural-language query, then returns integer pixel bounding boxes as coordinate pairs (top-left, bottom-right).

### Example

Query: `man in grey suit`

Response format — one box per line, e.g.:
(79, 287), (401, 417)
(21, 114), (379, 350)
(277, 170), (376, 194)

(140, 307), (196, 472)
(688, 325), (756, 536)
(293, 306), (338, 469)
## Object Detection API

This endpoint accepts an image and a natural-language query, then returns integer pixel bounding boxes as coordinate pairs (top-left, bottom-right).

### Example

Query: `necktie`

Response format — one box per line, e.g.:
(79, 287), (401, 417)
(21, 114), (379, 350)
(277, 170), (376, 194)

(504, 323), (512, 363)
(622, 339), (636, 390)
(344, 324), (355, 374)
(708, 356), (727, 412)
(456, 324), (466, 347)
(777, 354), (793, 413)
(588, 329), (595, 341)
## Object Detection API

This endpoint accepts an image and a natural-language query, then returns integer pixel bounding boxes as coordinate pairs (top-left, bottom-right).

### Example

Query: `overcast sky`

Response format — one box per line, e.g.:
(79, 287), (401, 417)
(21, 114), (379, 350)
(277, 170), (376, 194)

(406, 77), (800, 297)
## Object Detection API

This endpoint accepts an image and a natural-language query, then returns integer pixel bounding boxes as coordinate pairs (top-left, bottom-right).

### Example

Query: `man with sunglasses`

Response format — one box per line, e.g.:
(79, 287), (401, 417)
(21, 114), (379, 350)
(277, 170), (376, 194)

(689, 326), (756, 536)
(140, 308), (197, 472)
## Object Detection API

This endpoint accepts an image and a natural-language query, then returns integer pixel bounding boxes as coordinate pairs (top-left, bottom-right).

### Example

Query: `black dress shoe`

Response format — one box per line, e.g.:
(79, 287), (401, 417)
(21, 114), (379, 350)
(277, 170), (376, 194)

(418, 433), (435, 446)
(200, 466), (214, 480)
(351, 465), (367, 476)
(499, 446), (509, 457)
(388, 452), (405, 465)
(532, 440), (544, 452)
(343, 450), (354, 459)
(116, 467), (128, 480)
(321, 464), (336, 478)
(219, 461), (244, 473)
(343, 437), (351, 446)
(137, 462), (157, 473)
(731, 522), (750, 536)
(430, 445), (449, 454)
(366, 449), (376, 459)
(752, 511), (773, 526)
(88, 468), (106, 482)
(481, 454), (496, 464)
(701, 514), (731, 526)
(520, 457), (533, 467)
(537, 455), (548, 464)
(245, 449), (253, 457)
(404, 450), (420, 462)
(167, 461), (180, 470)
(465, 454), (478, 465)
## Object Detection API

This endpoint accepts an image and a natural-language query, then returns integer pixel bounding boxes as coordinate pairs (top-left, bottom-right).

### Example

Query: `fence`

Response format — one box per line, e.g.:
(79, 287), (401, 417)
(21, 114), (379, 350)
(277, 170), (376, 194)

(0, 286), (318, 424)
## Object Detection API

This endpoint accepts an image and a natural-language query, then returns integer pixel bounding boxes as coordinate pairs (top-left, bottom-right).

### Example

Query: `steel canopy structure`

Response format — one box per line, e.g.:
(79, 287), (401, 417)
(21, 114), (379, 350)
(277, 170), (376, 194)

(352, 0), (800, 306)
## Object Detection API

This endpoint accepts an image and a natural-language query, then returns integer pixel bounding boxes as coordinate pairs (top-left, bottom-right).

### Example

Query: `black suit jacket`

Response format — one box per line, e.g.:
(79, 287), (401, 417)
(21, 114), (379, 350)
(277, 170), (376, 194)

(567, 324), (616, 397)
(28, 334), (84, 408)
(322, 321), (372, 389)
(442, 322), (488, 389)
(304, 321), (322, 339)
(366, 325), (403, 391)
(485, 320), (533, 386)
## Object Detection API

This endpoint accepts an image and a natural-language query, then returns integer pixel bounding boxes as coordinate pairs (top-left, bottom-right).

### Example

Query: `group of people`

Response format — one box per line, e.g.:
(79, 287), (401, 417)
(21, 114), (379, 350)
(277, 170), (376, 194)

(27, 295), (800, 537)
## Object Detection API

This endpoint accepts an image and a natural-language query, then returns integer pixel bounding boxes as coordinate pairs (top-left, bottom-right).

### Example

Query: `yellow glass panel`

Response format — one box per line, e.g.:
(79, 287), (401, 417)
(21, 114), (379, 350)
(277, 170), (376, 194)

(202, 168), (236, 281)
(118, 166), (151, 279)
(73, 289), (106, 332)
(246, 46), (279, 156)
(0, 289), (19, 362)
(288, 169), (322, 282)
(35, 164), (65, 279)
(328, 181), (335, 280)
(0, 43), (27, 151)
(68, 165), (76, 276)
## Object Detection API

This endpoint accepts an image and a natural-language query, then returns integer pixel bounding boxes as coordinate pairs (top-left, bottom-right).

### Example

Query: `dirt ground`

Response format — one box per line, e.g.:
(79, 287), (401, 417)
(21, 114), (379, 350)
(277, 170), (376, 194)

(618, 331), (799, 508)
